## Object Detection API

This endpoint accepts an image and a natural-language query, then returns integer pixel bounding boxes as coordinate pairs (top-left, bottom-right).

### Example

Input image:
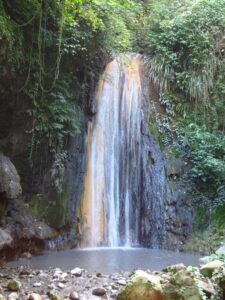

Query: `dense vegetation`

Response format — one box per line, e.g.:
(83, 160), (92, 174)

(0, 0), (224, 233)
(142, 0), (225, 219)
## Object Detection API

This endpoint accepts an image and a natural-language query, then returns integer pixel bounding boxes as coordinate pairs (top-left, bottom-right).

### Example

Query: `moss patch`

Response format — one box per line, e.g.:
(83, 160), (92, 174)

(148, 116), (164, 149)
(29, 177), (71, 229)
(212, 203), (225, 229)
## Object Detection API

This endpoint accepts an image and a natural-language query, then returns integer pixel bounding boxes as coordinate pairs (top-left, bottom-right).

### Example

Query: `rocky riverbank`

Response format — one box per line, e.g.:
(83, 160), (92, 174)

(0, 264), (130, 300)
(0, 252), (225, 300)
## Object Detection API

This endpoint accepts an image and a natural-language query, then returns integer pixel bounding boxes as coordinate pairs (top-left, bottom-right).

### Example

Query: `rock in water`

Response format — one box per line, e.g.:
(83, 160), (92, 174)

(7, 280), (22, 291)
(0, 154), (22, 199)
(117, 270), (163, 300)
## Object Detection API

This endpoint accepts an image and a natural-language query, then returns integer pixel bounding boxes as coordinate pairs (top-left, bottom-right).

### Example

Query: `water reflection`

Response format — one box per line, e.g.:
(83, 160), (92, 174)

(10, 248), (201, 273)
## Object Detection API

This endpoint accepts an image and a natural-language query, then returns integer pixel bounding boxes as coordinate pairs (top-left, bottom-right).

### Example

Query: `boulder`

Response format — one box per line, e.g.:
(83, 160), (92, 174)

(3, 200), (54, 241)
(117, 270), (163, 300)
(0, 229), (13, 250)
(162, 269), (201, 300)
(0, 155), (22, 199)
(200, 260), (223, 277)
(198, 280), (215, 296)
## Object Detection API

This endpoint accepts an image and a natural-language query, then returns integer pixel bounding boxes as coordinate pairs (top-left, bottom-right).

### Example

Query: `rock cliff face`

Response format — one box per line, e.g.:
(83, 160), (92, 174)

(0, 57), (195, 253)
(140, 69), (194, 249)
(0, 154), (55, 256)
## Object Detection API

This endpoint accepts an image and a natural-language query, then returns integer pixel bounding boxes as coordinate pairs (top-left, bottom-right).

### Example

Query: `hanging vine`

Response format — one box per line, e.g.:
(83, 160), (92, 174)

(38, 0), (65, 93)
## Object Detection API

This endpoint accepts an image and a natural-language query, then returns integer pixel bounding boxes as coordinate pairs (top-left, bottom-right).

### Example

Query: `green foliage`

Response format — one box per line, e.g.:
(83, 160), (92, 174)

(145, 0), (225, 103)
(177, 124), (225, 184)
(175, 123), (225, 208)
(212, 202), (225, 228)
(0, 0), (142, 159)
(27, 77), (81, 152)
(143, 0), (225, 213)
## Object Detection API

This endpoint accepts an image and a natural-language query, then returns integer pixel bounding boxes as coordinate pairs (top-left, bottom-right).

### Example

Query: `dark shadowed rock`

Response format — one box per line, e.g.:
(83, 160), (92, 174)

(92, 287), (107, 296)
(2, 200), (54, 243)
(0, 229), (13, 250)
(69, 292), (79, 300)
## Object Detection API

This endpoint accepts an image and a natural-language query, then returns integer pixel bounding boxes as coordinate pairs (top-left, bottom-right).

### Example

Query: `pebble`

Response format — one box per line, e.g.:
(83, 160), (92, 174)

(48, 283), (57, 290)
(69, 291), (79, 300)
(117, 279), (126, 286)
(92, 287), (107, 296)
(27, 293), (42, 300)
(57, 282), (65, 289)
(102, 283), (108, 287)
(71, 268), (83, 277)
(111, 284), (119, 290)
(38, 271), (49, 278)
(7, 293), (18, 300)
(53, 269), (63, 278)
(33, 282), (42, 287)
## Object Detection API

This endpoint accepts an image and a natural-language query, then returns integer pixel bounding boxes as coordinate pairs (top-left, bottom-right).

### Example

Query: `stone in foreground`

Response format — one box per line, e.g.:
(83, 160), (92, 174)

(117, 270), (163, 300)
(69, 291), (79, 300)
(200, 260), (223, 277)
(27, 293), (42, 300)
(7, 280), (21, 292)
(92, 287), (107, 297)
(162, 269), (201, 300)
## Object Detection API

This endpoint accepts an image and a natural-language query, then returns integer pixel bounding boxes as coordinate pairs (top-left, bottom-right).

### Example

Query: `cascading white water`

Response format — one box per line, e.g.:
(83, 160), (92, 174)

(81, 55), (142, 248)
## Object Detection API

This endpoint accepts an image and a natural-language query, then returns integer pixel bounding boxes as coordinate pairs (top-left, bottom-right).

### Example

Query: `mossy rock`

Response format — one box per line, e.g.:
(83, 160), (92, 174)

(161, 268), (201, 300)
(29, 179), (70, 229)
(7, 280), (22, 291)
(117, 270), (163, 300)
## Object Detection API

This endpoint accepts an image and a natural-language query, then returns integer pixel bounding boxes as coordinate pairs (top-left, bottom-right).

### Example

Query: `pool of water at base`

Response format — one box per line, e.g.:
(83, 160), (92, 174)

(9, 247), (201, 274)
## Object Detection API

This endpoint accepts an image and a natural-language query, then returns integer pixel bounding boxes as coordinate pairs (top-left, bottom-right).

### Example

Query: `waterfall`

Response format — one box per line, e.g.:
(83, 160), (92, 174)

(81, 55), (142, 248)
